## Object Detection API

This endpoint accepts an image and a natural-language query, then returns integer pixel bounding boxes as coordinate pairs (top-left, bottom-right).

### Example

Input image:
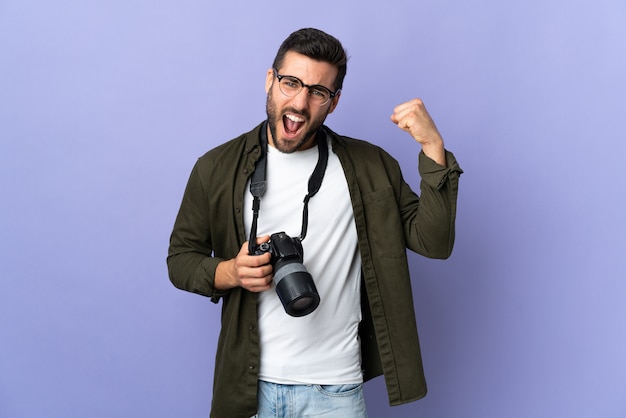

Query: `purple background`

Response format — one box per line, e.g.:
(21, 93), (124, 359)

(1, 1), (625, 417)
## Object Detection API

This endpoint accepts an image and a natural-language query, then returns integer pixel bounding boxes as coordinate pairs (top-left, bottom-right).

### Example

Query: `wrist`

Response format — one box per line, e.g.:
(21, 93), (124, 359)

(215, 259), (237, 290)
(421, 142), (446, 167)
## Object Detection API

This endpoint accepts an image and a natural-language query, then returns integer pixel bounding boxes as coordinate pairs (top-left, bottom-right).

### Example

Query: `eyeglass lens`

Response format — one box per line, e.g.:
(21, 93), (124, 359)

(278, 76), (332, 105)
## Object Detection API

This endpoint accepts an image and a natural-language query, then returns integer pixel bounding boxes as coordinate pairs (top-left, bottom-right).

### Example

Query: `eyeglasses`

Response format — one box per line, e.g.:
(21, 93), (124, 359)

(273, 68), (340, 106)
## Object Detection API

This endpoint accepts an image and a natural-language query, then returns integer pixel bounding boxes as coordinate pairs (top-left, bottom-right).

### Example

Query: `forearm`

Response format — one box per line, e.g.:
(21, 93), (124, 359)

(421, 141), (446, 167)
(167, 251), (227, 300)
(214, 259), (239, 290)
(403, 150), (462, 258)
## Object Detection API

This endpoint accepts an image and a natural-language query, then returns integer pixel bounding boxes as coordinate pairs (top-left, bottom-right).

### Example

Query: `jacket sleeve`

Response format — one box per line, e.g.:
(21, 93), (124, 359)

(167, 161), (230, 302)
(400, 150), (463, 259)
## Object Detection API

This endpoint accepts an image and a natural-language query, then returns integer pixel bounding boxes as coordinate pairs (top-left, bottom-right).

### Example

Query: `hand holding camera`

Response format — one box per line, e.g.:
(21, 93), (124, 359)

(214, 236), (273, 293)
(251, 232), (320, 317)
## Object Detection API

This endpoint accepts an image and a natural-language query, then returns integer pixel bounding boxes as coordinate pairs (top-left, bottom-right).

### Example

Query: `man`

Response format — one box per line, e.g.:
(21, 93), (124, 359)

(168, 28), (462, 418)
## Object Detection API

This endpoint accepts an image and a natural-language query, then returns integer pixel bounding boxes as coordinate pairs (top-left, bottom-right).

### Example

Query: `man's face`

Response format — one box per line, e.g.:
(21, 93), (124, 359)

(265, 51), (340, 153)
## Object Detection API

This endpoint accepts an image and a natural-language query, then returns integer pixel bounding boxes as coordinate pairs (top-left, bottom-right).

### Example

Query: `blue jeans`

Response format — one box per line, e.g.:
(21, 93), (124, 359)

(252, 380), (368, 418)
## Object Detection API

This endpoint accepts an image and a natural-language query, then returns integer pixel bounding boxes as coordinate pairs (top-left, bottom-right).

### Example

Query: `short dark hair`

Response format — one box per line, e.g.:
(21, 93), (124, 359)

(272, 28), (348, 91)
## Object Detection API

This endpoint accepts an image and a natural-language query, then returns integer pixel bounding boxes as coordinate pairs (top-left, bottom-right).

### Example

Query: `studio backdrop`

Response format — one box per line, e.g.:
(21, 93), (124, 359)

(1, 0), (625, 417)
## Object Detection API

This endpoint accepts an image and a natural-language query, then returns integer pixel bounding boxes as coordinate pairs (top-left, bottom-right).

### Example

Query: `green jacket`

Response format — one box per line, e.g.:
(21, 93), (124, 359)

(167, 122), (462, 417)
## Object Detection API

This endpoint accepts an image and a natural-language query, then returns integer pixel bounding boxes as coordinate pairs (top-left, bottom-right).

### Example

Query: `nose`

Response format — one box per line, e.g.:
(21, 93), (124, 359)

(291, 87), (311, 109)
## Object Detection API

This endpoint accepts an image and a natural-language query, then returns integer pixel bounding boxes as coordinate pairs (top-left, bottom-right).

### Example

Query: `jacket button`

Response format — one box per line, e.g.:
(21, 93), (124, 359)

(249, 363), (256, 370)
(243, 169), (249, 175)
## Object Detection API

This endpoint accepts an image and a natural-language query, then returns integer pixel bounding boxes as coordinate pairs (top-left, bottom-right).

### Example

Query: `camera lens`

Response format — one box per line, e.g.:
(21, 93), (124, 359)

(291, 297), (314, 311)
(274, 264), (320, 317)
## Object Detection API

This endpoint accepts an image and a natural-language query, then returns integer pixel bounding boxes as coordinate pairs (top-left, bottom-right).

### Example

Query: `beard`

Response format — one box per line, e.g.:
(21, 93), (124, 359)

(265, 90), (328, 154)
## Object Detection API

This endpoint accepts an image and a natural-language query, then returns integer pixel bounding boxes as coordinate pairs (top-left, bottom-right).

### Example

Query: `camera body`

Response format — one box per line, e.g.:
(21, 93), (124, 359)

(254, 231), (320, 317)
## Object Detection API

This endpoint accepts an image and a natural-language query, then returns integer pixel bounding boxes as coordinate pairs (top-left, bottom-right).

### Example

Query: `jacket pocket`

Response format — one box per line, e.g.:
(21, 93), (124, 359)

(361, 186), (406, 258)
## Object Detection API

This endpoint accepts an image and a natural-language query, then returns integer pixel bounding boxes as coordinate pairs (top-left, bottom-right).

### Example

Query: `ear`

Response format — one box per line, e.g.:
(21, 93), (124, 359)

(327, 91), (341, 114)
(265, 69), (274, 93)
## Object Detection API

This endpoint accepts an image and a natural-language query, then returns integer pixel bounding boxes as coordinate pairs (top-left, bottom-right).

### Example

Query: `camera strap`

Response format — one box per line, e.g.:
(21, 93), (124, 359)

(248, 121), (329, 254)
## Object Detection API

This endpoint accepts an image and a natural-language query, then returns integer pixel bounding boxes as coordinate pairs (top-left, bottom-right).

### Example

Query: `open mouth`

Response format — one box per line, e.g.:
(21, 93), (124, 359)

(283, 113), (305, 137)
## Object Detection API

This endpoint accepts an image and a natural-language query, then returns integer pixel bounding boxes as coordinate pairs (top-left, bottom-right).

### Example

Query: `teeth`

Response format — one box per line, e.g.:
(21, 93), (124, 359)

(285, 114), (304, 123)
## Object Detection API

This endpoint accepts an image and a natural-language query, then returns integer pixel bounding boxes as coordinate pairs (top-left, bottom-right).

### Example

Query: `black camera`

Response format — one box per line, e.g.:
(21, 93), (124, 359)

(253, 232), (320, 317)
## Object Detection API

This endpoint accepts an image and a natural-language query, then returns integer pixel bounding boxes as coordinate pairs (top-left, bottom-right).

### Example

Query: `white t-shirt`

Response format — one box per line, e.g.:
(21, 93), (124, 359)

(243, 138), (363, 385)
